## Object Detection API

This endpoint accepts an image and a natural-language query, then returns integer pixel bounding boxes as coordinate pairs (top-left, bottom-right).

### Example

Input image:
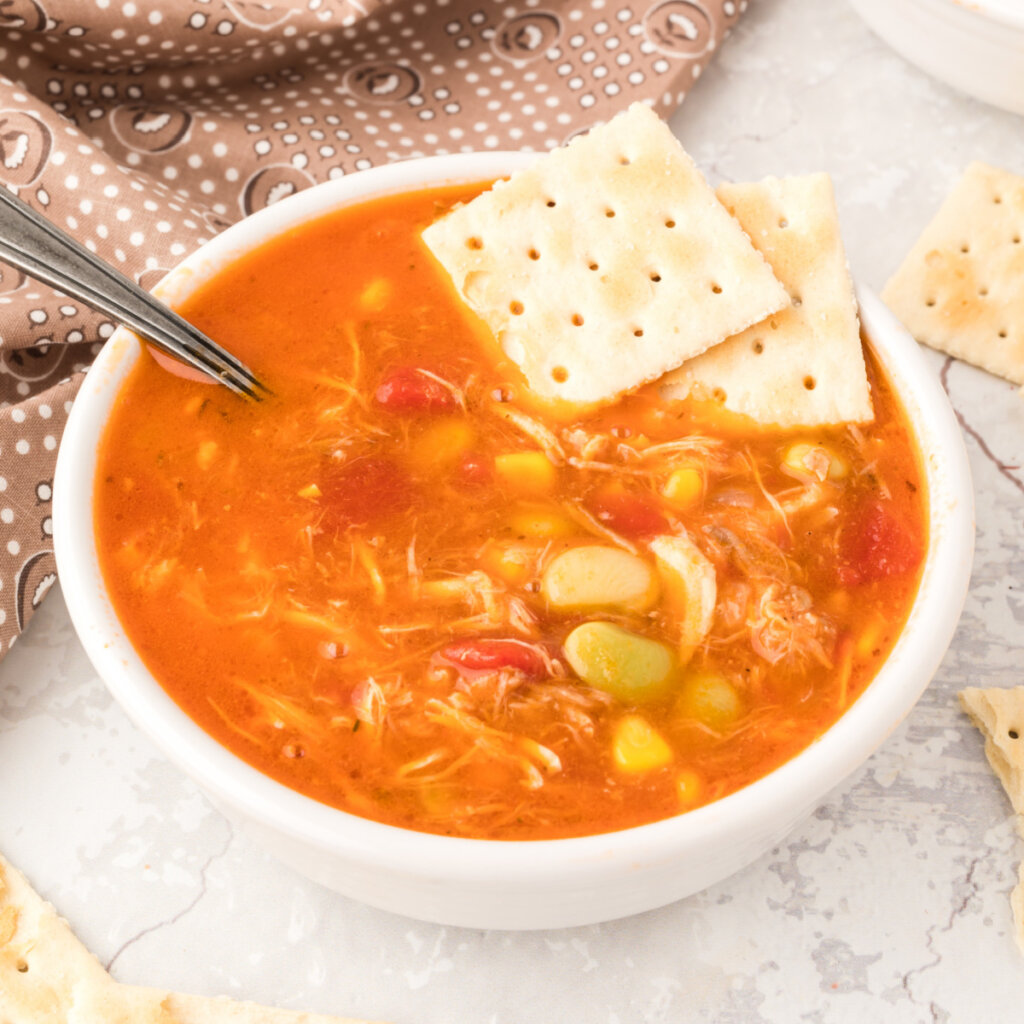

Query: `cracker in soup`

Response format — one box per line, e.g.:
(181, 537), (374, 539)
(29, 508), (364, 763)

(882, 162), (1024, 385)
(422, 102), (789, 405)
(663, 173), (872, 427)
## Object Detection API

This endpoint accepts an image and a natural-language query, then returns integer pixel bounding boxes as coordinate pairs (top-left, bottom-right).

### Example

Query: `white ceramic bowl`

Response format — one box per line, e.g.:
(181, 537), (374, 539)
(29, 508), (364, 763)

(850, 0), (1024, 115)
(54, 153), (974, 930)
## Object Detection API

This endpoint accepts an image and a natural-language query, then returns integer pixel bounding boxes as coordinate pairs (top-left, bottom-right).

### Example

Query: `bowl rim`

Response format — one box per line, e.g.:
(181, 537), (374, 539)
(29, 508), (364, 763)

(54, 151), (975, 887)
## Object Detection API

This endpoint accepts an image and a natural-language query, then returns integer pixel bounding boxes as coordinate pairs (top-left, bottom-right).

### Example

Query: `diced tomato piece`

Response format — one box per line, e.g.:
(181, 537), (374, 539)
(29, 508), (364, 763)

(836, 499), (923, 586)
(374, 368), (456, 413)
(586, 489), (668, 537)
(455, 452), (493, 487)
(319, 455), (415, 529)
(439, 639), (548, 677)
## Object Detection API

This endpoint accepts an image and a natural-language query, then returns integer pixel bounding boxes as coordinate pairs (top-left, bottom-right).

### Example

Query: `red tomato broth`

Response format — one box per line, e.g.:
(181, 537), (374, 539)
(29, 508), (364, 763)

(93, 184), (927, 840)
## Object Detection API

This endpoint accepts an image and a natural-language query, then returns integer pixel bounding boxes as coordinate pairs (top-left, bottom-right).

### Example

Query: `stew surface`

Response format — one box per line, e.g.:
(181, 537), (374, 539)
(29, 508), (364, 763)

(94, 184), (926, 839)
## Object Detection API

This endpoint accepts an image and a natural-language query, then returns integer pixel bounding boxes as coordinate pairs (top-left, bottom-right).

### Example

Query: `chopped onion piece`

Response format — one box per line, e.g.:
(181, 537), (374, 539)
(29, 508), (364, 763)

(650, 532), (717, 667)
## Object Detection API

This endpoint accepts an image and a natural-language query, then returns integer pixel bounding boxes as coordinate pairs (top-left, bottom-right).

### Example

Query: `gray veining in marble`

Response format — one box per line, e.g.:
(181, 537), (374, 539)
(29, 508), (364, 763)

(3, 0), (1024, 1021)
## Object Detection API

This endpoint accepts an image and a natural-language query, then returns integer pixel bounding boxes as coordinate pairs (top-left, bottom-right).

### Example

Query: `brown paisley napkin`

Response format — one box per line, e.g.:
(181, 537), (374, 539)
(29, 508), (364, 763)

(0, 0), (743, 657)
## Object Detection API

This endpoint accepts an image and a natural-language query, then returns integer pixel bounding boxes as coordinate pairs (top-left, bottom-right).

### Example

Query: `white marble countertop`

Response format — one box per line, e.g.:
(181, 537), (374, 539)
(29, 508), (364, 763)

(3, 1), (1024, 1020)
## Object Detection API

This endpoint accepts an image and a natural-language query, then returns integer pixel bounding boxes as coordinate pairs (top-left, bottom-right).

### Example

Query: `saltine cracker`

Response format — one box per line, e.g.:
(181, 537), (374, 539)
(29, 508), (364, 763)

(664, 173), (873, 427)
(422, 103), (789, 405)
(882, 162), (1024, 385)
(0, 853), (382, 1023)
(960, 686), (1024, 955)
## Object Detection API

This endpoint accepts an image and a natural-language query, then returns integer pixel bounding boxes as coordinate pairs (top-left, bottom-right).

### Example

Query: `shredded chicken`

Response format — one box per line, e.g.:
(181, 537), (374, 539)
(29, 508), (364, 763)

(748, 582), (836, 670)
(492, 404), (566, 464)
(423, 697), (562, 789)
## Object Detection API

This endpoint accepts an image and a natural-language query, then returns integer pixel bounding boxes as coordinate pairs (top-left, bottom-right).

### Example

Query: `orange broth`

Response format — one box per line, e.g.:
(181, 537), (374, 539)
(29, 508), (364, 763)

(94, 183), (926, 840)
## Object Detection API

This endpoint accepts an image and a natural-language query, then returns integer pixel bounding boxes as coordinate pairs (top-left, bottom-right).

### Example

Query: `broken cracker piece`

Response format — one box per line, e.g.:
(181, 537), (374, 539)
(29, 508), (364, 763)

(960, 689), (1024, 955)
(95, 986), (380, 1024)
(422, 102), (789, 405)
(0, 852), (118, 1024)
(663, 173), (873, 427)
(0, 852), (383, 1024)
(882, 162), (1024, 385)
(959, 686), (1024, 815)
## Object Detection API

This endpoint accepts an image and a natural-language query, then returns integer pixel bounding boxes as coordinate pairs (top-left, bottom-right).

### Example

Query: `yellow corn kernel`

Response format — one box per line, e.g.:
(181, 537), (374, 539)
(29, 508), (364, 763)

(196, 440), (218, 470)
(359, 276), (392, 312)
(480, 542), (536, 586)
(676, 672), (743, 730)
(612, 715), (673, 773)
(508, 506), (576, 539)
(782, 441), (848, 482)
(495, 451), (558, 495)
(856, 616), (886, 658)
(298, 483), (322, 500)
(677, 769), (702, 806)
(662, 466), (703, 508)
(410, 419), (475, 471)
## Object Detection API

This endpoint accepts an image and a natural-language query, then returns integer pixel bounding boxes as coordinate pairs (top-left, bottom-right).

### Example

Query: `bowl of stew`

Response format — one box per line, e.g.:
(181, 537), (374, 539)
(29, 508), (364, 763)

(53, 151), (973, 930)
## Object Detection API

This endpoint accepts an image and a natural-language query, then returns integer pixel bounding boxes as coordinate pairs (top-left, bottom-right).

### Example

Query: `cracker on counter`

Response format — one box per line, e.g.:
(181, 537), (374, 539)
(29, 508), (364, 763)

(422, 102), (789, 405)
(882, 162), (1024, 385)
(102, 987), (380, 1024)
(0, 851), (118, 1024)
(663, 173), (873, 427)
(0, 852), (383, 1024)
(959, 687), (1024, 955)
(959, 686), (1024, 815)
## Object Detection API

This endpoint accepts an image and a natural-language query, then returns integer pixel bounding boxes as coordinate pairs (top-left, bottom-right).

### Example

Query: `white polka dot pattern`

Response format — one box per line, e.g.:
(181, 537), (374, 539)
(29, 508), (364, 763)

(0, 0), (744, 653)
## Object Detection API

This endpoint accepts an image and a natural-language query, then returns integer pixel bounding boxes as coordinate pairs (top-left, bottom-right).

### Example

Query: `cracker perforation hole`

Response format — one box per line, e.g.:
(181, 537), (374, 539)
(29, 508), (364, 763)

(16, 958), (28, 973)
(650, 272), (662, 283)
(769, 319), (779, 330)
(979, 287), (989, 297)
(925, 298), (936, 307)
(545, 199), (556, 208)
(752, 340), (764, 354)
(588, 261), (599, 271)
(999, 329), (1008, 339)
(551, 366), (569, 383)
(711, 283), (722, 295)
(466, 236), (483, 250)
(633, 328), (644, 338)
(664, 218), (676, 228)
(605, 208), (616, 218)
(960, 243), (970, 254)
(528, 248), (540, 261)
(792, 295), (802, 307)
(1010, 729), (1020, 740)
(803, 375), (816, 391)
(510, 301), (524, 316)
(712, 387), (727, 402)
(571, 313), (584, 327)
(994, 195), (1003, 204)
(618, 155), (631, 166)
(778, 217), (789, 229)
(1014, 235), (1021, 244)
